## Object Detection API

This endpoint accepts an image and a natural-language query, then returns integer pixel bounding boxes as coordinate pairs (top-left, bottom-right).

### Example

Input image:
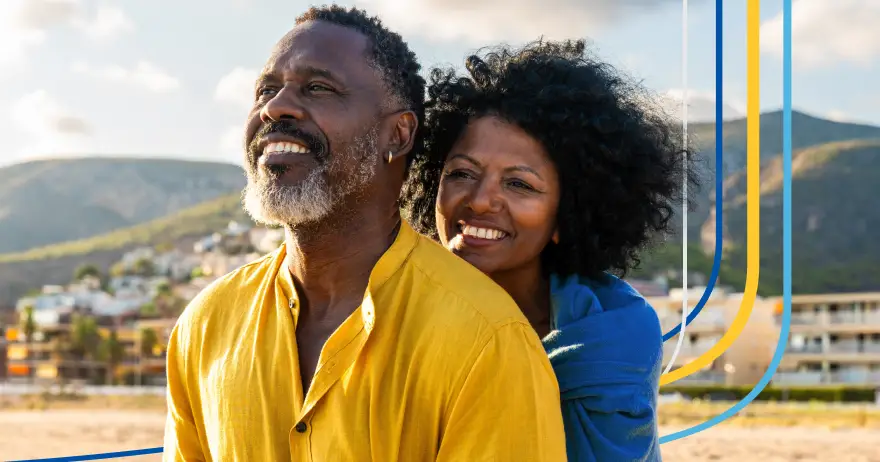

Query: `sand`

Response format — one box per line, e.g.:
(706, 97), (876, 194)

(1, 410), (879, 461)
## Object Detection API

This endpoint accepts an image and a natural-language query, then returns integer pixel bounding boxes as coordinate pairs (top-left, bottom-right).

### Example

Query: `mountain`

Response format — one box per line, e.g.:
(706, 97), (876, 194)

(0, 157), (246, 254)
(683, 110), (880, 240)
(0, 192), (253, 305)
(607, 111), (880, 296)
(707, 138), (880, 295)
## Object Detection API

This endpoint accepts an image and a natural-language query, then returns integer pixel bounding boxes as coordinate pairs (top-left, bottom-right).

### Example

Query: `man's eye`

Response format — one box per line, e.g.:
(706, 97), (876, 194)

(307, 83), (334, 93)
(257, 87), (277, 97)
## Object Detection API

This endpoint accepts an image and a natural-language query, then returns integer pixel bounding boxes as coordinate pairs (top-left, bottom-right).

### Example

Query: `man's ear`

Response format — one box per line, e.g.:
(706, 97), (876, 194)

(551, 228), (559, 244)
(386, 110), (418, 163)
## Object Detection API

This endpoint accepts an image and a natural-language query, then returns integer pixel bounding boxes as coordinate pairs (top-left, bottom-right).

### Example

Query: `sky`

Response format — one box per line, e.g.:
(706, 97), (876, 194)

(0, 0), (877, 167)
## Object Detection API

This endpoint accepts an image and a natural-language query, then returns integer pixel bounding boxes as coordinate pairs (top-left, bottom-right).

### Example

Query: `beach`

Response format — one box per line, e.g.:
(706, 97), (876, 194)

(2, 403), (879, 461)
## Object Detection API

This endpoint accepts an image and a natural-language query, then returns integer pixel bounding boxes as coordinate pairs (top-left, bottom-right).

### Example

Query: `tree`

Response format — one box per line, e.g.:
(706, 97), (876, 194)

(152, 284), (185, 318)
(99, 329), (126, 386)
(139, 302), (159, 318)
(19, 305), (36, 384)
(140, 328), (159, 358)
(132, 258), (156, 277)
(69, 315), (101, 384)
(156, 281), (172, 297)
(73, 264), (101, 282)
(136, 327), (159, 387)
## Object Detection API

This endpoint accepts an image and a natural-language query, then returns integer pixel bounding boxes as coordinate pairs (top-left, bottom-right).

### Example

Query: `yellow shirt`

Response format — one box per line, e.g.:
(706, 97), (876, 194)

(163, 221), (566, 461)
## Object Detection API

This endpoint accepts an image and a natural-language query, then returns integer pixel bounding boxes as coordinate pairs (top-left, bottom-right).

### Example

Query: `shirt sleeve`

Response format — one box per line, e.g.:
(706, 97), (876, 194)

(436, 322), (568, 462)
(162, 321), (205, 462)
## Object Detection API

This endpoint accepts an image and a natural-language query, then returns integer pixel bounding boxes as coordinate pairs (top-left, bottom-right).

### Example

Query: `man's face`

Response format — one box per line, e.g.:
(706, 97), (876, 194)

(242, 21), (388, 226)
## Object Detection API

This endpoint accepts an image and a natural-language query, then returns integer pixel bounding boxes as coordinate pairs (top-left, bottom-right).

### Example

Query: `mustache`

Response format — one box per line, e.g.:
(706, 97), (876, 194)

(247, 121), (327, 163)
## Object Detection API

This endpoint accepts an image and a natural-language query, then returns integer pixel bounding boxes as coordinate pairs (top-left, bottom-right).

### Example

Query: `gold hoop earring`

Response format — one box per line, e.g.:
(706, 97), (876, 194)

(387, 151), (394, 163)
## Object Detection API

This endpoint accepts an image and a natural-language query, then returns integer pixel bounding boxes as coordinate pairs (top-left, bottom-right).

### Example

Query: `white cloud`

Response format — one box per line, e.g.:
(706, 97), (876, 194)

(73, 5), (135, 41)
(215, 67), (259, 110)
(73, 61), (181, 93)
(14, 0), (80, 29)
(0, 0), (77, 66)
(0, 1), (132, 68)
(9, 90), (93, 157)
(359, 0), (689, 44)
(761, 0), (880, 69)
(660, 89), (745, 123)
(219, 125), (246, 164)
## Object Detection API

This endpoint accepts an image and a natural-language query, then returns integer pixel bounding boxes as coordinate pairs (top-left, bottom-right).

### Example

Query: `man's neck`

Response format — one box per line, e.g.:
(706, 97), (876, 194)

(283, 198), (401, 320)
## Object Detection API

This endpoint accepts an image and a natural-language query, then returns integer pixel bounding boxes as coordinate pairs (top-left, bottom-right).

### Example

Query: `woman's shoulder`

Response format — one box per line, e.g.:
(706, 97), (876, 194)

(552, 272), (663, 348)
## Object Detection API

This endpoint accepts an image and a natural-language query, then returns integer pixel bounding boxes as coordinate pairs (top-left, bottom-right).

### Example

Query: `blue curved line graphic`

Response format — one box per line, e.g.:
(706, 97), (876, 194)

(660, 0), (792, 443)
(8, 447), (163, 462)
(662, 0), (723, 342)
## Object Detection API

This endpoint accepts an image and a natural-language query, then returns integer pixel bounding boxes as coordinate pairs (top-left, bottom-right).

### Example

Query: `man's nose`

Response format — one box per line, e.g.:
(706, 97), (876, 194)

(260, 86), (307, 123)
(467, 180), (503, 214)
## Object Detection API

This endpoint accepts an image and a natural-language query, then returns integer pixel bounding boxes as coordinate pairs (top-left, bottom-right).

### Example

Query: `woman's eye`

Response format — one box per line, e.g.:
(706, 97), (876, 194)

(444, 169), (473, 179)
(508, 179), (534, 190)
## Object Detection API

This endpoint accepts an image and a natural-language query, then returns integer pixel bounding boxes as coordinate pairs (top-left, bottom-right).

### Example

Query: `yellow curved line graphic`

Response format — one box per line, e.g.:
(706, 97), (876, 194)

(660, 0), (761, 386)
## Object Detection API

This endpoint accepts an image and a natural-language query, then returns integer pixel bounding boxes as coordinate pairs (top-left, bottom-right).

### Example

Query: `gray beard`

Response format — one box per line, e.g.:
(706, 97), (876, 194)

(242, 125), (380, 227)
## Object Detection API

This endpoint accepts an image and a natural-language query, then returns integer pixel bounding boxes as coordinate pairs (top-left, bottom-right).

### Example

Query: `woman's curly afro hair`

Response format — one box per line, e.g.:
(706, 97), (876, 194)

(400, 38), (701, 281)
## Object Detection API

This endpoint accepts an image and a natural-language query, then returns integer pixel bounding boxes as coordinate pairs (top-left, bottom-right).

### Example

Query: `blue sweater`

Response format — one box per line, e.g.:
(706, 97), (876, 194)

(543, 273), (663, 462)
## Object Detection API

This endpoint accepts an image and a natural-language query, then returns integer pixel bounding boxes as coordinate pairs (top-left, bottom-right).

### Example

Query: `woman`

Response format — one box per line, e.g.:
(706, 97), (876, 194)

(401, 39), (699, 461)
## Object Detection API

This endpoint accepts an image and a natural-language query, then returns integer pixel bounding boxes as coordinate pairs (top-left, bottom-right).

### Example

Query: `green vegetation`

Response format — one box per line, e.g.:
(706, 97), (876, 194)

(73, 264), (101, 281)
(140, 328), (159, 358)
(98, 330), (126, 385)
(19, 305), (36, 384)
(661, 385), (879, 403)
(0, 193), (250, 263)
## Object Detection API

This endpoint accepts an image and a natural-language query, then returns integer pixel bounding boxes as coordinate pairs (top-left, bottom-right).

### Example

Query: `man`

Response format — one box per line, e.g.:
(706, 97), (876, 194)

(163, 6), (566, 461)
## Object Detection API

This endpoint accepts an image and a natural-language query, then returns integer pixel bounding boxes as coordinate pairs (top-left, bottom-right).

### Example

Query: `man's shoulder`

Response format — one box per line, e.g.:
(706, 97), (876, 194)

(404, 234), (528, 328)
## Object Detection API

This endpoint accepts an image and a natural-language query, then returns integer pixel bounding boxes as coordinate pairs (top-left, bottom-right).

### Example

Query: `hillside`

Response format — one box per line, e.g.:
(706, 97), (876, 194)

(709, 139), (880, 295)
(0, 192), (253, 305)
(683, 110), (880, 240)
(0, 157), (246, 254)
(1, 111), (878, 304)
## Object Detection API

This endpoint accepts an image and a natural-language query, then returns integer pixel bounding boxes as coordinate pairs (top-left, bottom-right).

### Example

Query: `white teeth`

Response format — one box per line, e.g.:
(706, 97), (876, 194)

(263, 141), (309, 155)
(461, 225), (505, 240)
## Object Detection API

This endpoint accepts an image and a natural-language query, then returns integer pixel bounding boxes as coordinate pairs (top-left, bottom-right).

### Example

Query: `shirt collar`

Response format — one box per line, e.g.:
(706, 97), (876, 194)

(274, 220), (420, 329)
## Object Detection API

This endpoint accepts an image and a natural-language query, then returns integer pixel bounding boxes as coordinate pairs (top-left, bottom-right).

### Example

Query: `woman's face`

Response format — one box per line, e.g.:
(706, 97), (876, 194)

(435, 116), (561, 276)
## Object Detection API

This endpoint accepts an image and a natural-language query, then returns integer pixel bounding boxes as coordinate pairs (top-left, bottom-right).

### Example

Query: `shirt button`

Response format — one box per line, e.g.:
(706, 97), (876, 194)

(295, 422), (307, 433)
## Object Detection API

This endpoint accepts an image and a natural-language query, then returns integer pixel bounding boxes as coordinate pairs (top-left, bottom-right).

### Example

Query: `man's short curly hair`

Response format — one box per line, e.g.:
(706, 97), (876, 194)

(296, 5), (425, 167)
(401, 39), (701, 280)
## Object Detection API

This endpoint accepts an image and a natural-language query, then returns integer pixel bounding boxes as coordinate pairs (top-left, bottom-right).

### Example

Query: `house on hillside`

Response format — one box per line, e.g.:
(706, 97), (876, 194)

(193, 234), (222, 254)
(250, 227), (285, 254)
(174, 276), (215, 302)
(226, 221), (252, 237)
(153, 251), (201, 282)
(68, 275), (102, 292)
(110, 275), (149, 296)
(120, 247), (156, 271)
(200, 252), (262, 278)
